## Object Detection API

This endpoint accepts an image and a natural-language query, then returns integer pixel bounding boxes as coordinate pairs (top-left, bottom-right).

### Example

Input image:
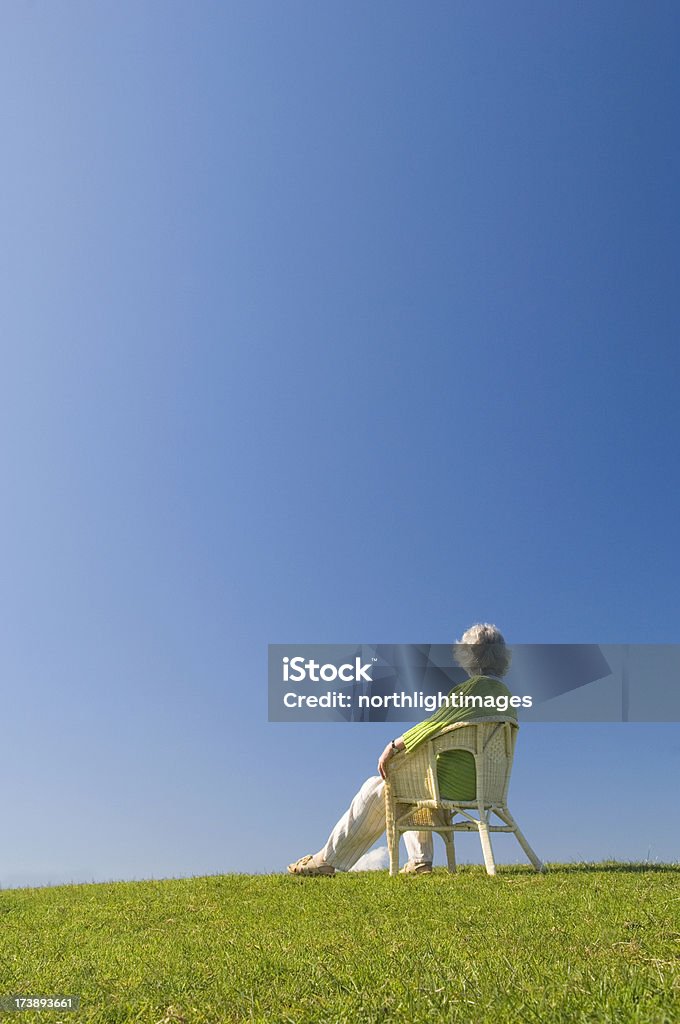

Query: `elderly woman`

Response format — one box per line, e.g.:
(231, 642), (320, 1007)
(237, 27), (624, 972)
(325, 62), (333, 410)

(287, 623), (515, 876)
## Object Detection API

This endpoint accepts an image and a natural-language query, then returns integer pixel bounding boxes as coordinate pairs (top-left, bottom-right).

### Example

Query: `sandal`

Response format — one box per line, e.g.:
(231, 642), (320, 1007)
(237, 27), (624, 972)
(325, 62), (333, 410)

(399, 861), (433, 875)
(287, 854), (335, 876)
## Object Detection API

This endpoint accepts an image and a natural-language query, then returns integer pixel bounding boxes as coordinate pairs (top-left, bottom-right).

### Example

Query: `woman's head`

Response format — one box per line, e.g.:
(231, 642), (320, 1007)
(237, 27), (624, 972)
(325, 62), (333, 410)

(454, 623), (511, 678)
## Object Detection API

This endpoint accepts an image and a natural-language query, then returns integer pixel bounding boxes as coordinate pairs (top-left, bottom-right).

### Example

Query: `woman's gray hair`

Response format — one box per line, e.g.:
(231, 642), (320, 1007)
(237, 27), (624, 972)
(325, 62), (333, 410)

(454, 623), (511, 678)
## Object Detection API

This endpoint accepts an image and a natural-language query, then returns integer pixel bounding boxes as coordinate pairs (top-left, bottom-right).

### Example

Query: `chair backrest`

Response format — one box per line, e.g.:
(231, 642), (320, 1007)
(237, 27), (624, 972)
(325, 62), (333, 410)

(431, 719), (518, 806)
(387, 718), (518, 808)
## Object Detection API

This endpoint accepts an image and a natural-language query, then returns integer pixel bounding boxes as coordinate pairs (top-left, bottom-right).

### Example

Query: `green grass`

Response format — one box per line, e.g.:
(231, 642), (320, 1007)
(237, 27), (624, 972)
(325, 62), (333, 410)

(1, 864), (679, 1023)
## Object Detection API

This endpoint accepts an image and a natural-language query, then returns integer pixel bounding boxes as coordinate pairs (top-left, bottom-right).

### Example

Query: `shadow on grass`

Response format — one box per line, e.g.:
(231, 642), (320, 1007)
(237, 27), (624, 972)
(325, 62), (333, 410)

(544, 861), (680, 874)
(423, 862), (680, 877)
(453, 862), (680, 876)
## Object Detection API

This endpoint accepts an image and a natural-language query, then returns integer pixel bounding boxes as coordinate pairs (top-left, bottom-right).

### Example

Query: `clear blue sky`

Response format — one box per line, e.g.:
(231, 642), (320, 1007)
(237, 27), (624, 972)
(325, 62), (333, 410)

(1, 2), (679, 888)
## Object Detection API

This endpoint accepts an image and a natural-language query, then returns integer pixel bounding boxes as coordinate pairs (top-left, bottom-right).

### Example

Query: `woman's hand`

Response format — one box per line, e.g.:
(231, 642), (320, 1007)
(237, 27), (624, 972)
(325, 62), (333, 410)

(378, 743), (393, 780)
(378, 736), (405, 779)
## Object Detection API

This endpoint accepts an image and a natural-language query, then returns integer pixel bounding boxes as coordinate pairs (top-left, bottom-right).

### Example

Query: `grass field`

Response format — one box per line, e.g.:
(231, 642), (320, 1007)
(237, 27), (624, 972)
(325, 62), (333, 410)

(1, 863), (678, 1023)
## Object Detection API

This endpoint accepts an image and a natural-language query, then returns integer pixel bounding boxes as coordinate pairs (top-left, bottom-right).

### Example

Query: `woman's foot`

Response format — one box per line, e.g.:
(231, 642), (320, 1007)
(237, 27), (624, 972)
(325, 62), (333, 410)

(287, 854), (335, 876)
(399, 860), (433, 875)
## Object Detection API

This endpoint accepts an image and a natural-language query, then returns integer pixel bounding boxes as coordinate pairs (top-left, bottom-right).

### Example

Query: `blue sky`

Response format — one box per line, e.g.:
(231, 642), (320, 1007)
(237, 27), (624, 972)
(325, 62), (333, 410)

(1, 2), (679, 888)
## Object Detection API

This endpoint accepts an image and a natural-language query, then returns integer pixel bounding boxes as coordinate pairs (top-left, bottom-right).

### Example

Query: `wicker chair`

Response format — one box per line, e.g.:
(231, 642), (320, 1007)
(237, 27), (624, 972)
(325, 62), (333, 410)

(384, 718), (545, 877)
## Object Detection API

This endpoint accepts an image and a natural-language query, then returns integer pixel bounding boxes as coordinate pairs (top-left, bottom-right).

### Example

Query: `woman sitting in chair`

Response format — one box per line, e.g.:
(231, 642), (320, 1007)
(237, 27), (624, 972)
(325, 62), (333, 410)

(287, 623), (516, 876)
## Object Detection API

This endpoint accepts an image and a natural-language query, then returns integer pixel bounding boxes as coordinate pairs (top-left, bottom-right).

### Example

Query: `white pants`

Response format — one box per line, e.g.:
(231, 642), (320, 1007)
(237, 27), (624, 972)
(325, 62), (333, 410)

(316, 774), (433, 871)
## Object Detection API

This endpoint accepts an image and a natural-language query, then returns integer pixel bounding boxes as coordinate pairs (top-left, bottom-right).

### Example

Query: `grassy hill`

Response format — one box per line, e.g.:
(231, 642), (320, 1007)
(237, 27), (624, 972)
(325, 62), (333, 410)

(1, 864), (678, 1023)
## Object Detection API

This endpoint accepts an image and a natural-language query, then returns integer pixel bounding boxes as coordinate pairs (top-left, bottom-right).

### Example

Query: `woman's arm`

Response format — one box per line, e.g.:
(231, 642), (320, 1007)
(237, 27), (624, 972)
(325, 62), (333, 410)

(378, 735), (406, 779)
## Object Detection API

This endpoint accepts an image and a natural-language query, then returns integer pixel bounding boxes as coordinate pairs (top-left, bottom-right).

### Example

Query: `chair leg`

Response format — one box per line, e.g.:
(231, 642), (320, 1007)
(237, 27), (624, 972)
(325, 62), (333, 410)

(442, 832), (456, 873)
(477, 809), (496, 877)
(499, 807), (546, 872)
(385, 788), (399, 877)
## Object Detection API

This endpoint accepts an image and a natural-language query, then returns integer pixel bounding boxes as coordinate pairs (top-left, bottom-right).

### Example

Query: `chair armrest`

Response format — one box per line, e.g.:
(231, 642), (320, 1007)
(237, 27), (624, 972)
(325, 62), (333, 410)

(384, 748), (410, 778)
(384, 744), (437, 801)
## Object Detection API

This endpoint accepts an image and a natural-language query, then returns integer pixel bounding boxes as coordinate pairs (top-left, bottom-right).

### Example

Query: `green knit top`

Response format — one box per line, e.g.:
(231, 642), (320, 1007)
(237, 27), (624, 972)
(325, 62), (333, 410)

(401, 675), (517, 801)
